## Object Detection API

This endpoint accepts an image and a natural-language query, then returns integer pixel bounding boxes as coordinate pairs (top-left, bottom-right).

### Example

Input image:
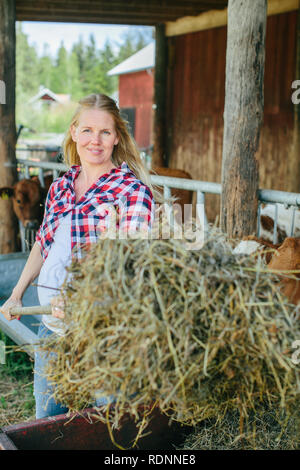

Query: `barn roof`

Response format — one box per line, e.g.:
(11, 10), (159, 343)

(108, 42), (155, 76)
(15, 0), (228, 25)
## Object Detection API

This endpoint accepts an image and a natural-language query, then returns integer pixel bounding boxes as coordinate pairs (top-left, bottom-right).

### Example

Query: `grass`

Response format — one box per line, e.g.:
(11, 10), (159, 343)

(0, 331), (35, 427)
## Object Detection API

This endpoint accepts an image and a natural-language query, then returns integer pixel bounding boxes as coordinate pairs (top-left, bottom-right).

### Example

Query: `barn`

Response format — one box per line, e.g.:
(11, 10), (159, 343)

(0, 0), (300, 253)
(108, 42), (155, 152)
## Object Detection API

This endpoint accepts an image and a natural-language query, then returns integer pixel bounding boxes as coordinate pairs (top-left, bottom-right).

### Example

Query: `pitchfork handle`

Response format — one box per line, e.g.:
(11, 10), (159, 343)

(10, 305), (52, 316)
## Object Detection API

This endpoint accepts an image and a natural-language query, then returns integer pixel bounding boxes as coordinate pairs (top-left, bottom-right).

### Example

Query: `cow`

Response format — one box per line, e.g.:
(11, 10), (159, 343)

(150, 167), (193, 223)
(233, 235), (281, 264)
(151, 167), (193, 206)
(267, 237), (300, 305)
(234, 235), (300, 305)
(259, 203), (300, 243)
(0, 178), (46, 229)
(0, 167), (192, 250)
(0, 178), (47, 251)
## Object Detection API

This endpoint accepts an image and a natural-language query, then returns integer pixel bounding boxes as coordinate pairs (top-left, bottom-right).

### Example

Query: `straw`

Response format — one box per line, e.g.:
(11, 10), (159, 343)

(35, 220), (300, 447)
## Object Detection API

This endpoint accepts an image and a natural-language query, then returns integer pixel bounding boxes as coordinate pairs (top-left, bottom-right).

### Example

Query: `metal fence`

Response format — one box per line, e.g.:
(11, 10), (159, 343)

(17, 158), (300, 250)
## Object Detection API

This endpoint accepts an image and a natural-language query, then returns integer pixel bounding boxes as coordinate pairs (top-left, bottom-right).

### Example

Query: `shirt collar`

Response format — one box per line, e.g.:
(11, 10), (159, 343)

(67, 161), (135, 183)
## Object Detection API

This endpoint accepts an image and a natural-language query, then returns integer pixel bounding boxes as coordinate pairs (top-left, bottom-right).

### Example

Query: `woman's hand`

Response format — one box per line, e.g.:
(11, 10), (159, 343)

(50, 295), (65, 319)
(0, 296), (22, 321)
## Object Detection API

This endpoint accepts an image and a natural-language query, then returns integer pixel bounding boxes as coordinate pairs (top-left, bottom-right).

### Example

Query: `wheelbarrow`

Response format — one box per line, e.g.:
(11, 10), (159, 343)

(0, 306), (190, 450)
(0, 406), (188, 450)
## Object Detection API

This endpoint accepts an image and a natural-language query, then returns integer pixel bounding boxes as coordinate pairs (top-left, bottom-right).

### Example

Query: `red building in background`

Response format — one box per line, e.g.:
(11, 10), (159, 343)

(108, 42), (155, 151)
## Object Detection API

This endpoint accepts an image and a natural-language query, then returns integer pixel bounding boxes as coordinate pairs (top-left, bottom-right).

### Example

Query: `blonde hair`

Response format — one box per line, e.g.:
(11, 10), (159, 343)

(63, 93), (163, 203)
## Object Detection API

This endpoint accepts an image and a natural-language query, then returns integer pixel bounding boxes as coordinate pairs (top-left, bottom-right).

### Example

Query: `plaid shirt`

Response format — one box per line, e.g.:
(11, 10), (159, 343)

(36, 162), (155, 260)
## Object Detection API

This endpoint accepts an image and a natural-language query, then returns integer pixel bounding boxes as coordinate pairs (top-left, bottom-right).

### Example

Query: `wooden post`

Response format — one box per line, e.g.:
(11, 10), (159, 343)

(290, 5), (300, 192)
(0, 0), (18, 253)
(152, 24), (168, 168)
(221, 0), (267, 238)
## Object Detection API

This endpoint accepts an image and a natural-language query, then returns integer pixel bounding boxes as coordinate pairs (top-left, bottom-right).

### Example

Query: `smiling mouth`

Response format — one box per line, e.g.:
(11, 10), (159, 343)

(88, 148), (103, 155)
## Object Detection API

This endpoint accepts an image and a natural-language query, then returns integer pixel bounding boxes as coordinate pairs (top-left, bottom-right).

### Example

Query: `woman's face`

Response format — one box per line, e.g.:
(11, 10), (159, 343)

(71, 109), (119, 168)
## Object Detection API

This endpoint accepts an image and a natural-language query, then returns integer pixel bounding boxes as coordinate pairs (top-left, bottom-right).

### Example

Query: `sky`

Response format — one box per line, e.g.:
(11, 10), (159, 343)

(20, 21), (153, 57)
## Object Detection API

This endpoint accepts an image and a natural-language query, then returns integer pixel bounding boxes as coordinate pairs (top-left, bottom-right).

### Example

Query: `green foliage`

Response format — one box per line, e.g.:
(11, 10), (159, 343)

(0, 330), (33, 379)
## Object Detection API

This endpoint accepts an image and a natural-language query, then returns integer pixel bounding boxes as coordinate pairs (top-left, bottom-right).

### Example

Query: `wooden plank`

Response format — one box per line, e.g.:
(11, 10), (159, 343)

(15, 0), (227, 24)
(0, 0), (19, 254)
(220, 0), (267, 238)
(152, 24), (168, 167)
(166, 7), (228, 37)
(166, 0), (299, 37)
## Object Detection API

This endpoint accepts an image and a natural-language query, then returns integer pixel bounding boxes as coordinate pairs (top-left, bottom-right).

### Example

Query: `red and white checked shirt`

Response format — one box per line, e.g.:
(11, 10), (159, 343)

(36, 162), (155, 260)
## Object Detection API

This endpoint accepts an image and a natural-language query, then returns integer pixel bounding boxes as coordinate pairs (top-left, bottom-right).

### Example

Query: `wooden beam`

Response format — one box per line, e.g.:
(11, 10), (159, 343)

(166, 0), (299, 37)
(15, 0), (226, 24)
(220, 0), (267, 238)
(166, 6), (227, 36)
(0, 0), (19, 253)
(152, 24), (168, 168)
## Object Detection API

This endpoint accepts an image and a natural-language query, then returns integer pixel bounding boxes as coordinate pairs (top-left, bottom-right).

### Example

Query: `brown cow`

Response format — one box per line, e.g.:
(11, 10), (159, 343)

(234, 236), (300, 305)
(0, 167), (192, 249)
(150, 167), (193, 223)
(234, 235), (281, 264)
(267, 237), (300, 305)
(0, 178), (46, 230)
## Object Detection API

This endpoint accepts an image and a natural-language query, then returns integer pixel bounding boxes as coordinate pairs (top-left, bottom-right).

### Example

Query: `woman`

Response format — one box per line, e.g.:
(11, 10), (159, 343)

(0, 93), (159, 418)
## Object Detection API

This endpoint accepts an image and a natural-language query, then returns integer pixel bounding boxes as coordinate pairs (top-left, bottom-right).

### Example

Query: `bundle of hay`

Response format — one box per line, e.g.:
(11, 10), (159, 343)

(38, 226), (300, 446)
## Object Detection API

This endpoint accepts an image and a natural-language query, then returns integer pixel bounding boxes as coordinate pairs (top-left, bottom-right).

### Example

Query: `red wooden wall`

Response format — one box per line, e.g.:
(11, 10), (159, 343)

(118, 70), (154, 150)
(166, 11), (298, 221)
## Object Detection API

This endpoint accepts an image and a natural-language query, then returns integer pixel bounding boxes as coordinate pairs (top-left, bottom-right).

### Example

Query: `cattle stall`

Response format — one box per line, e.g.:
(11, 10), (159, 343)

(1, 154), (299, 348)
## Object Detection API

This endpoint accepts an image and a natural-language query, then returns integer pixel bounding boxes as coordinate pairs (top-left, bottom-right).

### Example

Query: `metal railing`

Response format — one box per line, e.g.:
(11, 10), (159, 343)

(17, 158), (300, 249)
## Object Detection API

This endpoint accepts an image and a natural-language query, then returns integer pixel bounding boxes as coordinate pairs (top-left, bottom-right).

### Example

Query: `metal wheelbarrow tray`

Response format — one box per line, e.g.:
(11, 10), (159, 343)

(0, 406), (188, 450)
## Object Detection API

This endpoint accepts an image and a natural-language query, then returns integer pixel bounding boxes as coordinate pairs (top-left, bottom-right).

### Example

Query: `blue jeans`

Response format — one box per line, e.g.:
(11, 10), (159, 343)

(34, 323), (69, 419)
(34, 323), (114, 419)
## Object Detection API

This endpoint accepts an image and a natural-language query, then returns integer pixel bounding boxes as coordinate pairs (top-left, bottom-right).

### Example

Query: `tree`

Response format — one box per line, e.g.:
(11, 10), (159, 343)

(38, 44), (53, 90)
(116, 27), (154, 63)
(16, 22), (40, 99)
(96, 40), (118, 95)
(68, 50), (82, 100)
(51, 41), (69, 93)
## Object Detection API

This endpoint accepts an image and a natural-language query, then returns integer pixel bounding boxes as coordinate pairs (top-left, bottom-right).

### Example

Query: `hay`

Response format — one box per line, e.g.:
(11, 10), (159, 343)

(37, 224), (300, 446)
(179, 406), (300, 450)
